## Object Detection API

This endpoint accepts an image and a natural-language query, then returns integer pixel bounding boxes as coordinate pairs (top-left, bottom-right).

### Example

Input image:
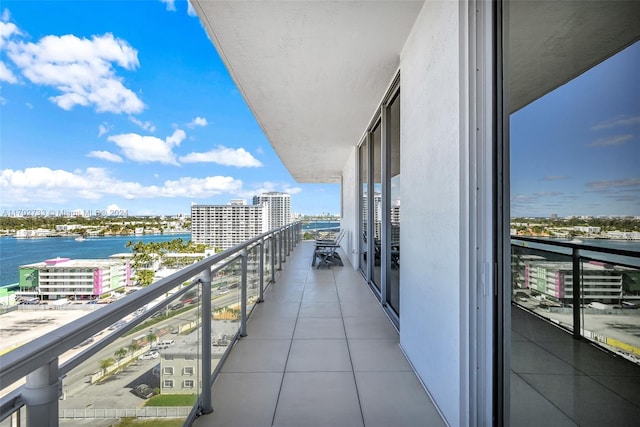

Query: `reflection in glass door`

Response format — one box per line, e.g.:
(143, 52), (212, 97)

(386, 91), (400, 314)
(371, 121), (382, 291)
(359, 142), (368, 275)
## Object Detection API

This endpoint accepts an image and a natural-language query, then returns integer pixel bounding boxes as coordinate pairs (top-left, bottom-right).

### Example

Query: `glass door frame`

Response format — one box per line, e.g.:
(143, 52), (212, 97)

(357, 73), (401, 327)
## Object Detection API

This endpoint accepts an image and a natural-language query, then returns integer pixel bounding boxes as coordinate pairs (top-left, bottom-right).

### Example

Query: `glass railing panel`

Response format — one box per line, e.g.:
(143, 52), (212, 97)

(511, 241), (575, 332)
(247, 244), (260, 313)
(57, 279), (201, 426)
(211, 258), (241, 371)
(0, 407), (25, 427)
(580, 258), (640, 365)
(264, 236), (272, 285)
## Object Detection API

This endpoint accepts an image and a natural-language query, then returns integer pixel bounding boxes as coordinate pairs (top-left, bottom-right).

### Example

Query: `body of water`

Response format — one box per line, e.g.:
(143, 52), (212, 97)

(301, 221), (340, 231)
(0, 233), (191, 287)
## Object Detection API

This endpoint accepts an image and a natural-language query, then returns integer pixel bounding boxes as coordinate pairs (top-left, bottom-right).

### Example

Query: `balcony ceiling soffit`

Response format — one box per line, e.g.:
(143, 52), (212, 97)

(194, 1), (640, 181)
(509, 0), (640, 113)
(194, 1), (424, 183)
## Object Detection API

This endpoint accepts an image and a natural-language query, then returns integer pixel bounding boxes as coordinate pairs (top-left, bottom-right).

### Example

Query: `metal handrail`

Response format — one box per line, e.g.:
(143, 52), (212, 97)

(511, 235), (640, 341)
(0, 222), (301, 425)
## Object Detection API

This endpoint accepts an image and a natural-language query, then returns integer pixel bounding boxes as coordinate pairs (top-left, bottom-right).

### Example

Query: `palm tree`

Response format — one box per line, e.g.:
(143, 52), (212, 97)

(114, 347), (127, 369)
(146, 331), (158, 348)
(99, 358), (115, 376)
(127, 342), (140, 358)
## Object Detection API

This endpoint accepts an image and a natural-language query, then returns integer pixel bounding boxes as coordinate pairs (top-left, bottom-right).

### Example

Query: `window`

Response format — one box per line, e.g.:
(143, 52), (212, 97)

(183, 380), (195, 388)
(163, 366), (174, 375)
(163, 379), (174, 388)
(183, 366), (194, 376)
(357, 74), (400, 321)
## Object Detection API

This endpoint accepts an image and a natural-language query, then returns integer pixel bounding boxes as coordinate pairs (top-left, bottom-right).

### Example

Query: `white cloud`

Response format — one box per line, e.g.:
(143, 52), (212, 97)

(0, 96), (6, 106)
(0, 20), (21, 48)
(98, 122), (110, 137)
(160, 0), (176, 12)
(283, 185), (302, 195)
(166, 129), (186, 146)
(587, 178), (640, 191)
(187, 116), (207, 128)
(161, 176), (243, 197)
(106, 203), (123, 212)
(179, 146), (263, 167)
(107, 129), (186, 165)
(0, 167), (243, 203)
(0, 60), (17, 83)
(588, 134), (633, 147)
(25, 102), (33, 109)
(87, 150), (123, 163)
(238, 181), (301, 199)
(129, 116), (156, 132)
(187, 1), (197, 16)
(5, 26), (144, 114)
(591, 115), (640, 130)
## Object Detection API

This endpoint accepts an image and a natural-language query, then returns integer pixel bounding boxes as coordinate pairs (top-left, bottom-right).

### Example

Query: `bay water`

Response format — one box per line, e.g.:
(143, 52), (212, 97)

(0, 233), (190, 287)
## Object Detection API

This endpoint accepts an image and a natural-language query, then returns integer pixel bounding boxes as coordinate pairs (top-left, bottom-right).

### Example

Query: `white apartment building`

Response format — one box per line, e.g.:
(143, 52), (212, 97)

(17, 257), (130, 301)
(160, 348), (200, 395)
(191, 1), (640, 423)
(252, 192), (291, 231)
(191, 203), (266, 250)
(522, 260), (630, 304)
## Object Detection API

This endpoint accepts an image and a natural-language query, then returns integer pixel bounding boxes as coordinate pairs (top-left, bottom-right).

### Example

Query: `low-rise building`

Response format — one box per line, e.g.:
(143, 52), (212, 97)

(17, 257), (130, 301)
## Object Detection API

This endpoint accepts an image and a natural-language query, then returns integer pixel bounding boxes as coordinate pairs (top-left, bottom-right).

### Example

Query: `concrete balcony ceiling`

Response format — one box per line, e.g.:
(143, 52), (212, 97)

(193, 1), (640, 183)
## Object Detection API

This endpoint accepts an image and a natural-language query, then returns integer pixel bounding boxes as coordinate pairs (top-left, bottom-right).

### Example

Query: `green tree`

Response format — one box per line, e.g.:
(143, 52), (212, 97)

(136, 269), (155, 287)
(127, 342), (140, 358)
(146, 331), (158, 347)
(99, 357), (115, 375)
(114, 347), (127, 368)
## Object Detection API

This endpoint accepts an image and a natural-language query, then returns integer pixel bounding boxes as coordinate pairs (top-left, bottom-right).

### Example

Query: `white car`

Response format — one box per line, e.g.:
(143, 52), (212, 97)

(140, 350), (159, 360)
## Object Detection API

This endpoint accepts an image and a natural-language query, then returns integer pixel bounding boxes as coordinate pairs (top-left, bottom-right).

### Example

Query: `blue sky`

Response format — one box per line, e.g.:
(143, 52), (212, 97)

(0, 1), (637, 219)
(0, 0), (340, 217)
(510, 40), (640, 218)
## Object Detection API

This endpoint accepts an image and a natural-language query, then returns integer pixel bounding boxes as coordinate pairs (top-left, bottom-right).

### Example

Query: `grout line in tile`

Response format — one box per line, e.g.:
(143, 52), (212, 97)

(334, 267), (366, 427)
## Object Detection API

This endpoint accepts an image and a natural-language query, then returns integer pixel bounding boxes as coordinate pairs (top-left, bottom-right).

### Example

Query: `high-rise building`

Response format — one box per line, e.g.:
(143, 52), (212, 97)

(191, 203), (266, 250)
(252, 192), (291, 231)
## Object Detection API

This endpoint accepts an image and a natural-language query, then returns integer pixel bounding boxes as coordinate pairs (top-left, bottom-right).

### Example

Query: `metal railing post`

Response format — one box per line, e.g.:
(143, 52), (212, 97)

(572, 248), (581, 340)
(200, 269), (213, 414)
(240, 249), (248, 337)
(287, 226), (291, 255)
(278, 231), (283, 270)
(258, 238), (265, 303)
(270, 236), (276, 282)
(23, 359), (60, 427)
(283, 228), (289, 260)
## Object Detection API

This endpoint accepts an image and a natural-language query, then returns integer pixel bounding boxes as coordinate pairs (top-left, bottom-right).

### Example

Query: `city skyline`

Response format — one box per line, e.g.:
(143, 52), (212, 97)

(0, 1), (638, 218)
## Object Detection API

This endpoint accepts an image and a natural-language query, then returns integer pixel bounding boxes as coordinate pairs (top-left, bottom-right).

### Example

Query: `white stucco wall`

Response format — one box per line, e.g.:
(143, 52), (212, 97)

(399, 1), (467, 425)
(341, 146), (359, 267)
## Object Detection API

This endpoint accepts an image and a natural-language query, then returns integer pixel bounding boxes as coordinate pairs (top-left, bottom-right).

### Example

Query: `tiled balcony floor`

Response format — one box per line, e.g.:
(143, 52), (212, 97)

(193, 241), (445, 427)
(511, 305), (640, 426)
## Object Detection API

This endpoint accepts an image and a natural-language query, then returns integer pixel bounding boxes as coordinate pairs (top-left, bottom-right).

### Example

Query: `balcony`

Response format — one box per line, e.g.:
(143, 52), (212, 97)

(192, 240), (444, 427)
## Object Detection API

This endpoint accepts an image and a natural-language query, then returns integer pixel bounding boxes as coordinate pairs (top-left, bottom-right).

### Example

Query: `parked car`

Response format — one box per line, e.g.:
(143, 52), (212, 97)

(140, 350), (159, 360)
(152, 340), (175, 350)
(131, 384), (155, 399)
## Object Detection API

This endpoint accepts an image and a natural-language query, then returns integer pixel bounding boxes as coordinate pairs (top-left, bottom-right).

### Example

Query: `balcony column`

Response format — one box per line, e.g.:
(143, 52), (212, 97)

(240, 249), (248, 337)
(258, 238), (265, 303)
(270, 236), (276, 283)
(200, 268), (213, 414)
(23, 359), (60, 427)
(278, 231), (283, 271)
(572, 248), (582, 339)
(284, 227), (289, 259)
